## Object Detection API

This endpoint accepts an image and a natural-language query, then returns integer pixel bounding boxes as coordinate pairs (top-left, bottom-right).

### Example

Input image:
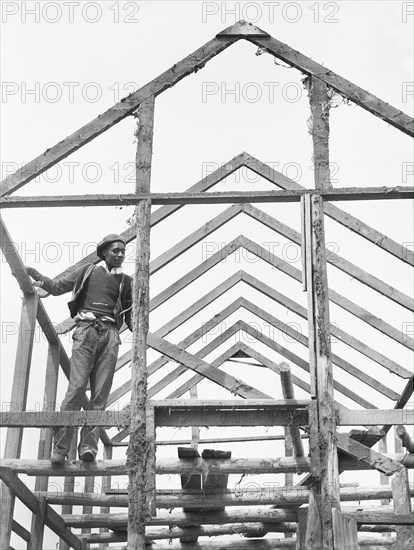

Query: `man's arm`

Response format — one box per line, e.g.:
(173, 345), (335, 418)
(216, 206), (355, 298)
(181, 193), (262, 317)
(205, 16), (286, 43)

(25, 265), (82, 296)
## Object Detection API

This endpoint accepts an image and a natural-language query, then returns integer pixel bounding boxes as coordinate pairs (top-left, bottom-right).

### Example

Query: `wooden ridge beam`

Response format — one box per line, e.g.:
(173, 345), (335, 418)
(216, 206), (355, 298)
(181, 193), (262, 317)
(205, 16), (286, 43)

(0, 34), (238, 197)
(1, 187), (413, 207)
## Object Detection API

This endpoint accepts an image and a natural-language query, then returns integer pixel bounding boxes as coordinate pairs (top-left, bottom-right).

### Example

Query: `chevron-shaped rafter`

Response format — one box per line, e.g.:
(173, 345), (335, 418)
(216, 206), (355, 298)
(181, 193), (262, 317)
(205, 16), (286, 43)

(1, 21), (412, 197)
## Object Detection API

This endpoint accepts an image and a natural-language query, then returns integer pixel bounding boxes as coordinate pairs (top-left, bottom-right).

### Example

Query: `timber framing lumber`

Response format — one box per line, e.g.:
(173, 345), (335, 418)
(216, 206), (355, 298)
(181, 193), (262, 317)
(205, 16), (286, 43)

(335, 433), (404, 476)
(244, 203), (414, 312)
(127, 96), (155, 549)
(242, 153), (414, 266)
(0, 35), (239, 197)
(1, 186), (413, 207)
(147, 332), (271, 399)
(0, 468), (82, 549)
(240, 272), (411, 379)
(246, 30), (414, 136)
(4, 456), (414, 477)
(4, 406), (413, 428)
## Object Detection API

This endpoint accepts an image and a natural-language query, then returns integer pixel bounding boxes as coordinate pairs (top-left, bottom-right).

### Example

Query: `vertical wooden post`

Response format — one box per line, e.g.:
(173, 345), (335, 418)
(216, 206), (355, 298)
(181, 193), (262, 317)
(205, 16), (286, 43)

(30, 341), (60, 543)
(127, 95), (155, 550)
(0, 292), (38, 550)
(309, 76), (332, 190)
(99, 444), (113, 550)
(305, 195), (340, 550)
(190, 385), (200, 450)
(378, 436), (391, 541)
(59, 431), (78, 550)
(29, 496), (47, 550)
(392, 467), (414, 545)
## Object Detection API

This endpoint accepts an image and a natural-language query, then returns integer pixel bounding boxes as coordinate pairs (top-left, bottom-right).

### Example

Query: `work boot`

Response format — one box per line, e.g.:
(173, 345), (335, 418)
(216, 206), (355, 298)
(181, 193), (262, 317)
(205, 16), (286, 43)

(79, 450), (95, 462)
(50, 451), (66, 465)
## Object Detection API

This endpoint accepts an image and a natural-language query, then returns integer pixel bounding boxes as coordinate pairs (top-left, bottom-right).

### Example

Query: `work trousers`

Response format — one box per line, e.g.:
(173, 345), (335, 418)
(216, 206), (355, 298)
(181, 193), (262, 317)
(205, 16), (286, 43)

(53, 320), (120, 458)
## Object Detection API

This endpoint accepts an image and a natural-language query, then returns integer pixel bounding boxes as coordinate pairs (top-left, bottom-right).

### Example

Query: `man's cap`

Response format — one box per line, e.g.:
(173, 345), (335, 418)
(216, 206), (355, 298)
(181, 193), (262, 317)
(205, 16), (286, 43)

(97, 234), (126, 259)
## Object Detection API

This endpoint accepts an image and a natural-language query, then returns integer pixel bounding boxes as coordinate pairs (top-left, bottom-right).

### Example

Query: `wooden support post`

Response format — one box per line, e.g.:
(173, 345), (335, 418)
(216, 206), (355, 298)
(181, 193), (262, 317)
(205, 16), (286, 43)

(81, 475), (95, 546)
(30, 496), (47, 550)
(59, 431), (78, 550)
(279, 363), (305, 457)
(31, 341), (60, 541)
(392, 467), (414, 547)
(127, 95), (155, 550)
(308, 77), (332, 190)
(0, 291), (38, 550)
(305, 194), (340, 549)
(99, 444), (113, 550)
(190, 385), (200, 450)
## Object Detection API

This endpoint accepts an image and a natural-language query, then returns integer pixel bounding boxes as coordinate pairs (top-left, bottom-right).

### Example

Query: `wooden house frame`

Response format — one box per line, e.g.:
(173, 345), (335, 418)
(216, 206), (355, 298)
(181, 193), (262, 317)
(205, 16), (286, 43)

(0, 20), (413, 550)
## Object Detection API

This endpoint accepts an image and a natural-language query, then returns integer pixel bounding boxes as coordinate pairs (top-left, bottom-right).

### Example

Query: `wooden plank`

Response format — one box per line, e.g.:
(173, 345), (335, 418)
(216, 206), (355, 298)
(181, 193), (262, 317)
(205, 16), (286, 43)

(237, 299), (383, 405)
(336, 433), (403, 476)
(239, 235), (414, 351)
(2, 187), (413, 207)
(30, 496), (47, 550)
(345, 512), (414, 525)
(149, 203), (242, 274)
(0, 35), (237, 197)
(12, 520), (31, 543)
(246, 32), (413, 136)
(244, 203), (414, 312)
(7, 405), (414, 429)
(59, 430), (78, 550)
(0, 468), (82, 549)
(243, 153), (413, 266)
(99, 445), (112, 550)
(5, 456), (413, 476)
(147, 333), (270, 399)
(41, 153), (248, 310)
(0, 290), (38, 550)
(308, 77), (332, 190)
(241, 271), (411, 379)
(391, 467), (414, 544)
(31, 341), (60, 542)
(306, 195), (340, 549)
(279, 364), (305, 457)
(127, 95), (155, 549)
(332, 508), (359, 549)
(338, 409), (414, 426)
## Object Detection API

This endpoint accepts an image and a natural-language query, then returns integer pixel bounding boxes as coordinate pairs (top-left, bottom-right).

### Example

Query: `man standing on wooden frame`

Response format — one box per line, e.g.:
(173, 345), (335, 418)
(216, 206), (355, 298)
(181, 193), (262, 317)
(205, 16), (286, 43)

(25, 234), (133, 464)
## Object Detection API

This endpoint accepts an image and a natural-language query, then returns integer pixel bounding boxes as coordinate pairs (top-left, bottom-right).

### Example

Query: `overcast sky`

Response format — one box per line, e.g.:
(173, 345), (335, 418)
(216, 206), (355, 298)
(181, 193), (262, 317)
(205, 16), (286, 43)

(1, 1), (413, 548)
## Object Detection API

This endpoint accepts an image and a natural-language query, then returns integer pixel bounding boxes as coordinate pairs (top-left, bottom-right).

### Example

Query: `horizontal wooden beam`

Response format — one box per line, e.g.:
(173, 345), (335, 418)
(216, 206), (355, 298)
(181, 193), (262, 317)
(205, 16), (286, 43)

(3, 406), (413, 428)
(32, 480), (414, 509)
(65, 507), (298, 528)
(1, 187), (413, 207)
(3, 455), (413, 477)
(338, 409), (414, 426)
(345, 513), (414, 525)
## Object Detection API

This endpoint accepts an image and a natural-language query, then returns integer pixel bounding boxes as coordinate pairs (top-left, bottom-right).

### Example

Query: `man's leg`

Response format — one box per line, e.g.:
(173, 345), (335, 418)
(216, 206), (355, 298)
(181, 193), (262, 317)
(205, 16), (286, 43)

(53, 323), (97, 458)
(78, 325), (120, 458)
